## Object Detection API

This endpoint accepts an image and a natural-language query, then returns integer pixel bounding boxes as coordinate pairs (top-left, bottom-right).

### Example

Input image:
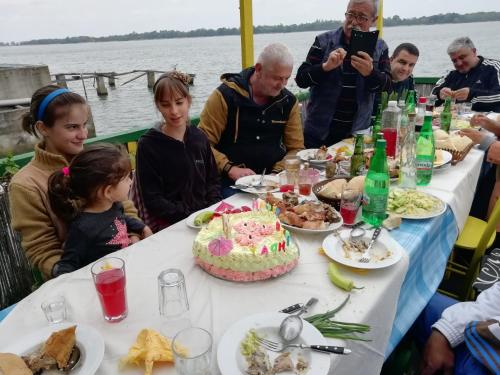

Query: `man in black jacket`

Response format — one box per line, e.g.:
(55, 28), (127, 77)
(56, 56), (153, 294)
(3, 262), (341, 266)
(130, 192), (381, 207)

(433, 37), (500, 112)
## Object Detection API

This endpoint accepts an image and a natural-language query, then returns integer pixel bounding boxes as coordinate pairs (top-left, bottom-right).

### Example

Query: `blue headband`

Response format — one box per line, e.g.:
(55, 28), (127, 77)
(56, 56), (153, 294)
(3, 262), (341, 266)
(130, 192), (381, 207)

(36, 88), (71, 121)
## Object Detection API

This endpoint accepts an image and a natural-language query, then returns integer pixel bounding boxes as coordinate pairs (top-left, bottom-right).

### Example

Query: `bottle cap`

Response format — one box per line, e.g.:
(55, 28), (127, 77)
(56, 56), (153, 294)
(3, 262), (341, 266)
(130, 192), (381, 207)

(418, 96), (427, 104)
(388, 100), (397, 107)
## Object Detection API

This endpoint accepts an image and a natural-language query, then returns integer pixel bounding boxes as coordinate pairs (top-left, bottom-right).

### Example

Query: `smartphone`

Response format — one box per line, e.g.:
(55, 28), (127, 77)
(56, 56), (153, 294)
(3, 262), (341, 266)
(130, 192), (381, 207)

(348, 29), (379, 58)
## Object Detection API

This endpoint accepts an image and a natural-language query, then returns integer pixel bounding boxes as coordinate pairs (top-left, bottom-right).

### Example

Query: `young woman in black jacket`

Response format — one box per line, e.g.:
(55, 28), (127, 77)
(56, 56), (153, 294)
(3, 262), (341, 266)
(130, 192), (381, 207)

(133, 71), (221, 232)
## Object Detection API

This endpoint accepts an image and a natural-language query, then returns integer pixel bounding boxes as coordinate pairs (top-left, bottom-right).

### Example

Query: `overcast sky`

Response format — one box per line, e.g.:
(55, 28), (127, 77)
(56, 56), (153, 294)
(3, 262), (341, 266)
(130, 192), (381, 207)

(2, 0), (500, 42)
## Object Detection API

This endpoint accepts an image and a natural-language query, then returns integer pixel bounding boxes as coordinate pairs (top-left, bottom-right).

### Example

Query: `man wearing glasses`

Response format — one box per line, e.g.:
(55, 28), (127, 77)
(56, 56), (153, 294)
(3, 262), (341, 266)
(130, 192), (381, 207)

(432, 37), (500, 112)
(296, 0), (391, 148)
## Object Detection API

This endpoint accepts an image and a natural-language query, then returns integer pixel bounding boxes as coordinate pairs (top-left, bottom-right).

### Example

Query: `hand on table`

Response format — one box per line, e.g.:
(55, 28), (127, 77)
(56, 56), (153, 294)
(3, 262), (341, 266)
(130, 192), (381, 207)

(228, 166), (256, 182)
(487, 141), (500, 164)
(142, 226), (153, 238)
(129, 234), (141, 244)
(420, 330), (455, 375)
(322, 48), (346, 72)
(459, 128), (485, 144)
(351, 51), (373, 77)
(471, 114), (500, 136)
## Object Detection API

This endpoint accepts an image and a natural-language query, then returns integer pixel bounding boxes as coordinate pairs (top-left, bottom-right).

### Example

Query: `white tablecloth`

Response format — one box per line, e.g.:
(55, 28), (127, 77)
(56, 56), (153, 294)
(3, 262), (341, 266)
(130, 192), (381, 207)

(0, 194), (409, 375)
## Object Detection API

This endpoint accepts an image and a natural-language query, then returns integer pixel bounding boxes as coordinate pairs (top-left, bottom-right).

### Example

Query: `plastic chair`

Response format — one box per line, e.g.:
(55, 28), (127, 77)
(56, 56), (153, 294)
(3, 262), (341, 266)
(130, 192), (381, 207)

(439, 198), (500, 301)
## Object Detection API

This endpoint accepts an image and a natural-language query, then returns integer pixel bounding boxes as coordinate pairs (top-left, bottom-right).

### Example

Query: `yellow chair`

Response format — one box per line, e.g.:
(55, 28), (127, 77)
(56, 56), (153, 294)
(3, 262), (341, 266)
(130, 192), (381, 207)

(439, 198), (500, 301)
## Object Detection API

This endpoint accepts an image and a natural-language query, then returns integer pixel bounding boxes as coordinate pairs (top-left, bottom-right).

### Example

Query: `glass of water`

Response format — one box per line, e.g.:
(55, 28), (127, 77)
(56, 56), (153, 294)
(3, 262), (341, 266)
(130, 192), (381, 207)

(41, 295), (67, 324)
(172, 327), (212, 375)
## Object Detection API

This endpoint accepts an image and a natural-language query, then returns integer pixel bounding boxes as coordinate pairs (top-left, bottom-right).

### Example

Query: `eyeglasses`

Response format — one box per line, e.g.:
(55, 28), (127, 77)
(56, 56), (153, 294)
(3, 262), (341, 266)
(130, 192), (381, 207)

(345, 12), (371, 23)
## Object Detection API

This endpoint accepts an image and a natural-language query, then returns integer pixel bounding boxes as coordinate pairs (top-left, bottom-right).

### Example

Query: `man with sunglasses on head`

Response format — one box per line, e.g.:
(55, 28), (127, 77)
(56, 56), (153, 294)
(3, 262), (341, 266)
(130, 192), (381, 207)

(296, 0), (391, 148)
(432, 37), (500, 112)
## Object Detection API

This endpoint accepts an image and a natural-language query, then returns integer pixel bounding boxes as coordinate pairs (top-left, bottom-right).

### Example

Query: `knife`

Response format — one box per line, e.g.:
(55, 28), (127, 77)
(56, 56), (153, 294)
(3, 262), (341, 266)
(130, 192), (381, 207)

(279, 303), (303, 314)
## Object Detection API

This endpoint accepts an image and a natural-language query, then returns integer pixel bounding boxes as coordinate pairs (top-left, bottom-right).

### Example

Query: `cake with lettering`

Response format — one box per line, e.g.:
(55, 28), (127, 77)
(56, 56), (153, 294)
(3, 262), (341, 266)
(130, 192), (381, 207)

(193, 209), (299, 281)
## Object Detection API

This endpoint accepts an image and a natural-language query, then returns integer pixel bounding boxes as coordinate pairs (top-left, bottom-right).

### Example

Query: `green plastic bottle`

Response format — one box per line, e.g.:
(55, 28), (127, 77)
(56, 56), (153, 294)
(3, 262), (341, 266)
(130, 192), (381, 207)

(416, 113), (435, 186)
(362, 139), (389, 227)
(440, 97), (452, 133)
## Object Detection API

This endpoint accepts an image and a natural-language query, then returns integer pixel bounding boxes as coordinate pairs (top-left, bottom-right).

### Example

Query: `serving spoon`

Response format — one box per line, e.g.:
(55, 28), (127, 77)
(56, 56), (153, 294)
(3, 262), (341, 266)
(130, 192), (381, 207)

(61, 346), (81, 372)
(279, 297), (318, 342)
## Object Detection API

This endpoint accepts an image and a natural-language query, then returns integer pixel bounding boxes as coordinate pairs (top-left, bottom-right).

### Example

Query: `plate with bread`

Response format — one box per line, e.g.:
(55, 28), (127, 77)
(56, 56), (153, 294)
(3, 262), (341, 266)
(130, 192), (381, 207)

(0, 323), (104, 374)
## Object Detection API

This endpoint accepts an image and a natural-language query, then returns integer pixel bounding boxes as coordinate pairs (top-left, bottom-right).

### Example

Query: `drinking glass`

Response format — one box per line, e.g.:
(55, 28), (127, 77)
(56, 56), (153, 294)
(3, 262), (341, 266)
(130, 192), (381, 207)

(298, 169), (312, 196)
(41, 295), (67, 324)
(278, 171), (295, 193)
(340, 188), (362, 225)
(91, 257), (128, 322)
(158, 269), (189, 318)
(173, 327), (212, 375)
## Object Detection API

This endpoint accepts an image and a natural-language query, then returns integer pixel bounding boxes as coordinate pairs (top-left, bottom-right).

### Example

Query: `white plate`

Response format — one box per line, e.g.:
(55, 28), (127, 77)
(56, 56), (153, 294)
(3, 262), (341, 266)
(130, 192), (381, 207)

(282, 219), (343, 234)
(235, 175), (279, 194)
(322, 229), (402, 269)
(186, 209), (212, 230)
(296, 149), (329, 164)
(1, 322), (104, 374)
(434, 150), (452, 168)
(388, 189), (447, 220)
(217, 312), (330, 375)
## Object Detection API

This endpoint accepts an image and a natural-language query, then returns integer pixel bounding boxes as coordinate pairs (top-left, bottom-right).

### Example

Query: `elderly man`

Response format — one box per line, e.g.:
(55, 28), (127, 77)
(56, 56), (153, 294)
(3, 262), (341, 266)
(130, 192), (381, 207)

(390, 42), (419, 99)
(433, 37), (500, 112)
(295, 0), (392, 148)
(199, 43), (304, 197)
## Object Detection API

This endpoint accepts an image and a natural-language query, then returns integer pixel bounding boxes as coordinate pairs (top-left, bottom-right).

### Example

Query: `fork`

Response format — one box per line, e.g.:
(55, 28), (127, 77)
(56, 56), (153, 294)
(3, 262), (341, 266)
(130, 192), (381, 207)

(359, 227), (382, 263)
(252, 168), (267, 189)
(256, 336), (351, 355)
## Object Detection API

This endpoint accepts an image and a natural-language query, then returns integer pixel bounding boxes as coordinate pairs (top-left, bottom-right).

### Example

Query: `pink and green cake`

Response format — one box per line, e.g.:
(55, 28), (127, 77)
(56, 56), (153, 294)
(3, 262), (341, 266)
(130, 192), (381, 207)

(193, 210), (299, 281)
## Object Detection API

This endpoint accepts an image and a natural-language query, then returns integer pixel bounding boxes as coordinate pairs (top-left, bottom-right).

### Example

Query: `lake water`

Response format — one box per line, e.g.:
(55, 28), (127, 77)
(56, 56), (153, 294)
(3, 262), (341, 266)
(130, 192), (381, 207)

(1, 21), (500, 136)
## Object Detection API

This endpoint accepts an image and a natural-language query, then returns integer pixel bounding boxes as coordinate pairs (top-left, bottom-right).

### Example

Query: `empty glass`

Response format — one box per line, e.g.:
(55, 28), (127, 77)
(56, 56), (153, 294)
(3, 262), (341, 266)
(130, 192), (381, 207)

(41, 295), (67, 324)
(158, 269), (189, 318)
(172, 327), (212, 375)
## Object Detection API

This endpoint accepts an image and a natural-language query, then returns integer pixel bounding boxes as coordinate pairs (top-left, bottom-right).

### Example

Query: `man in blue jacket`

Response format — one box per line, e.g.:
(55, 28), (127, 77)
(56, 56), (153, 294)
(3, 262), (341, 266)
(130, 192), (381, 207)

(295, 0), (392, 148)
(433, 37), (500, 112)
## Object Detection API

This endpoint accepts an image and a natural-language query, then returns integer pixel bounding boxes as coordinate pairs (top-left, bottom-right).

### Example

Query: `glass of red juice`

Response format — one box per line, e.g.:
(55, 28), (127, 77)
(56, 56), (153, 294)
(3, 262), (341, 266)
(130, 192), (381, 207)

(382, 128), (397, 158)
(278, 171), (295, 193)
(340, 188), (362, 225)
(91, 257), (128, 322)
(298, 169), (312, 196)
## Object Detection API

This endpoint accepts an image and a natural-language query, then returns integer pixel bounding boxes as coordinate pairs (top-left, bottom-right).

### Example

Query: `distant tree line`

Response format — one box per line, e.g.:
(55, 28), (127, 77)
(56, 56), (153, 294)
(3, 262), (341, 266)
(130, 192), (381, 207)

(2, 11), (499, 46)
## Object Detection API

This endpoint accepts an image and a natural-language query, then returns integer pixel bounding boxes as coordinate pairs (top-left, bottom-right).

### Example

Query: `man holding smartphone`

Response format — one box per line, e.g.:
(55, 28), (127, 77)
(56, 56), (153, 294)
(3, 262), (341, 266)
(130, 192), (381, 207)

(296, 0), (392, 148)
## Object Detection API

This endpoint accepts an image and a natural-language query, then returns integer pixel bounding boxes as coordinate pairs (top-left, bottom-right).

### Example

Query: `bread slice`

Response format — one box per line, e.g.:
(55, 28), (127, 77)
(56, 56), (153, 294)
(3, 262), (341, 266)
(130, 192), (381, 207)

(42, 325), (76, 369)
(0, 353), (32, 375)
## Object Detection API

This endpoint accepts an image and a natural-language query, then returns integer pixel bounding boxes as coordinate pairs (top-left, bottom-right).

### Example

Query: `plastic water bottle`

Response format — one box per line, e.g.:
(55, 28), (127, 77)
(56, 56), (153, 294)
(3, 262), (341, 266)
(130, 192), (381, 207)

(416, 113), (435, 186)
(362, 139), (389, 227)
(381, 101), (401, 158)
(399, 112), (417, 189)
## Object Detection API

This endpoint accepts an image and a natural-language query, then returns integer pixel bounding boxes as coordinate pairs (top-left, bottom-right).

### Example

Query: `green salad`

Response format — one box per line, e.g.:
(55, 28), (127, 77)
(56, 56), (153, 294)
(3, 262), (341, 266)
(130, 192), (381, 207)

(387, 188), (443, 217)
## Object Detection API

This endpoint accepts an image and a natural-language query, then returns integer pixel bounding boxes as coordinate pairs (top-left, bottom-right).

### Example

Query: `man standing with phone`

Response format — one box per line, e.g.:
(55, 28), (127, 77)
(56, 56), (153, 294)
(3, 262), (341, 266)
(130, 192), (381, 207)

(296, 0), (392, 147)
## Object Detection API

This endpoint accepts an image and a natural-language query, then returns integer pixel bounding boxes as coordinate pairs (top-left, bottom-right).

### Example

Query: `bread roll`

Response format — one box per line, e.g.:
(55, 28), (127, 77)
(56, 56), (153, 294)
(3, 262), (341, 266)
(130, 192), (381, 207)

(433, 129), (449, 141)
(319, 179), (347, 199)
(346, 176), (365, 193)
(0, 353), (32, 375)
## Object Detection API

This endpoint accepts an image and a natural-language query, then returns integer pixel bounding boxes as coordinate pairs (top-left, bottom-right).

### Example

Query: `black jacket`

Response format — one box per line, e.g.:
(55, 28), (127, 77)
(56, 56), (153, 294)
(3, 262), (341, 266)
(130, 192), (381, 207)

(433, 56), (500, 112)
(54, 203), (144, 276)
(136, 124), (221, 227)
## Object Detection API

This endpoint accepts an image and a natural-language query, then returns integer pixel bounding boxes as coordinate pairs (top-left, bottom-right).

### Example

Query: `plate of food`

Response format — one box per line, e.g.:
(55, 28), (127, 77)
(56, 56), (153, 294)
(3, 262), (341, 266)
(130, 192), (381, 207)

(217, 312), (330, 375)
(235, 175), (279, 194)
(387, 188), (447, 219)
(434, 149), (453, 169)
(265, 192), (343, 233)
(297, 147), (332, 164)
(0, 323), (104, 374)
(322, 228), (402, 269)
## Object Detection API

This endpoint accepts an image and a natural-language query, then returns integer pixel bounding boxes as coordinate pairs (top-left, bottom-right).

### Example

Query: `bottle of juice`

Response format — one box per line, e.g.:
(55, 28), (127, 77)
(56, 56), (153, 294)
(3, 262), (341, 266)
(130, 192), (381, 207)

(381, 101), (400, 158)
(416, 113), (435, 186)
(362, 139), (389, 227)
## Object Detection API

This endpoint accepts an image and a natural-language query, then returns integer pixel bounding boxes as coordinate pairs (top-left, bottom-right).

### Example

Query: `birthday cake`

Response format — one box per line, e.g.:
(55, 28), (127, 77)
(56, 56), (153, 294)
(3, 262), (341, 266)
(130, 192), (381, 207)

(193, 209), (299, 282)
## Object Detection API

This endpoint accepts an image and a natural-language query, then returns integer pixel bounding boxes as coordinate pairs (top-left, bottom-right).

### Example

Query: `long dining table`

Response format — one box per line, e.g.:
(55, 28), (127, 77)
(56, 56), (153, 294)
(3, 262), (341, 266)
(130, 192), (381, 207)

(0, 147), (485, 375)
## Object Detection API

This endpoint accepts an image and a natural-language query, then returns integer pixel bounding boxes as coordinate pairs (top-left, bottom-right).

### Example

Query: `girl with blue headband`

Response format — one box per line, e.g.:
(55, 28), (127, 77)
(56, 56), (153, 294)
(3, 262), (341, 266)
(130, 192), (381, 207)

(9, 85), (143, 279)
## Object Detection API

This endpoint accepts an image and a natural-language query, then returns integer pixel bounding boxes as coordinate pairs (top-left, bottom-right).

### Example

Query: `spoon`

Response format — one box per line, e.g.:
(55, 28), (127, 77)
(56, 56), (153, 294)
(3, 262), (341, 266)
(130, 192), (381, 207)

(279, 297), (318, 342)
(349, 227), (366, 244)
(61, 345), (81, 372)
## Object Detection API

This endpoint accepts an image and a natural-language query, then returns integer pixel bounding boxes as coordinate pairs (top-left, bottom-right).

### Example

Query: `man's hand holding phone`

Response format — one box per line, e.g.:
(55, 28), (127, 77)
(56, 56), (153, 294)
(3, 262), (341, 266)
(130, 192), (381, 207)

(351, 51), (373, 76)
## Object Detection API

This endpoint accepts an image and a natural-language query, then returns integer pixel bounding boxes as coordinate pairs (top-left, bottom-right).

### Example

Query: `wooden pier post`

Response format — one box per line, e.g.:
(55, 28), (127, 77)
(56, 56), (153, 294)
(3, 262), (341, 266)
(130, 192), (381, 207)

(147, 71), (155, 88)
(108, 72), (116, 87)
(55, 74), (68, 88)
(96, 75), (108, 96)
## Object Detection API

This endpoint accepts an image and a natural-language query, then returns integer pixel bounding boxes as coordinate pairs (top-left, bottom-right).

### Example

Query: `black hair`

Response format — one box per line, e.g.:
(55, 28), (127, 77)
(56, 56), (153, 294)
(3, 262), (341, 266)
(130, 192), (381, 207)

(391, 43), (420, 59)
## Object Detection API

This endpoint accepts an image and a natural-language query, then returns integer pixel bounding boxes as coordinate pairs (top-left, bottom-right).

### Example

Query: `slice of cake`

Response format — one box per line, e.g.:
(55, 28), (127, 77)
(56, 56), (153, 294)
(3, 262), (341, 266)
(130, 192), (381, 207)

(193, 209), (299, 282)
(42, 325), (76, 369)
(0, 353), (32, 375)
